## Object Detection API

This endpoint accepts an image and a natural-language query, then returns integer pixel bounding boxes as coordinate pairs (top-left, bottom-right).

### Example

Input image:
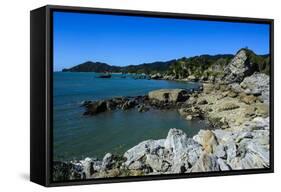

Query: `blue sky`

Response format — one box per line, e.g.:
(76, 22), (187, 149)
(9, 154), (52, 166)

(53, 11), (270, 71)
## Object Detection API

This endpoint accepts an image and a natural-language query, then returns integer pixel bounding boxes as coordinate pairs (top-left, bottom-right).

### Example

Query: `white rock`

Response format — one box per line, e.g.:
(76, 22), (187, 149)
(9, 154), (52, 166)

(124, 139), (165, 166)
(191, 152), (220, 172)
(217, 158), (231, 171)
(240, 73), (269, 103)
(214, 145), (226, 159)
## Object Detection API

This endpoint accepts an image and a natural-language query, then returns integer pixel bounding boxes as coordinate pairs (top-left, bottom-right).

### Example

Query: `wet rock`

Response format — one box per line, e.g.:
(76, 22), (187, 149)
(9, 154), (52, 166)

(81, 100), (92, 107)
(138, 104), (149, 112)
(106, 100), (117, 110)
(121, 100), (135, 110)
(85, 100), (107, 115)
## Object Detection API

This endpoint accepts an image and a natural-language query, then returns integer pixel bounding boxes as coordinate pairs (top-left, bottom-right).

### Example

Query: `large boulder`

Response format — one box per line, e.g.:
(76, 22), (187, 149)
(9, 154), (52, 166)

(223, 49), (257, 83)
(165, 128), (202, 167)
(240, 73), (269, 103)
(148, 89), (189, 102)
(164, 128), (190, 155)
(123, 139), (165, 167)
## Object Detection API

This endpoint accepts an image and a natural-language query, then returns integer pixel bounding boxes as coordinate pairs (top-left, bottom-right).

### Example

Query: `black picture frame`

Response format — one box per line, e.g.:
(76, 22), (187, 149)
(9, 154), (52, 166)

(30, 4), (274, 187)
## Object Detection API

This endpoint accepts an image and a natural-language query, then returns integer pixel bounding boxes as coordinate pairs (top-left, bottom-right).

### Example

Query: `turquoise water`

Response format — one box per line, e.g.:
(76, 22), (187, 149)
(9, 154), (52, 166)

(53, 72), (206, 161)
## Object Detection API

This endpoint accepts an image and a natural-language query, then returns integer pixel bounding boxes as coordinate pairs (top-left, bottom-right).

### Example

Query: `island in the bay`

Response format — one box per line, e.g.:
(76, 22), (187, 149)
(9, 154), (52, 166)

(53, 48), (270, 181)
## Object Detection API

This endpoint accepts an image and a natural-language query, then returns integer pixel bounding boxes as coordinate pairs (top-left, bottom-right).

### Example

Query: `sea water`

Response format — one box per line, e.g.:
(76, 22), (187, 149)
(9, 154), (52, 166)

(53, 72), (206, 161)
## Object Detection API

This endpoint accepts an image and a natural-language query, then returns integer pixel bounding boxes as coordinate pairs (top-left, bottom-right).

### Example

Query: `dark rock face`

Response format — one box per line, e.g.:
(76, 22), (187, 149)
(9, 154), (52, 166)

(138, 104), (149, 112)
(84, 100), (107, 115)
(121, 100), (136, 110)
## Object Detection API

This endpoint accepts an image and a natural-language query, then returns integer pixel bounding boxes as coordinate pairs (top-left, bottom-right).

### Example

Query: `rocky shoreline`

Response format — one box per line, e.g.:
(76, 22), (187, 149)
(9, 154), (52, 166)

(53, 49), (270, 181)
(81, 88), (203, 115)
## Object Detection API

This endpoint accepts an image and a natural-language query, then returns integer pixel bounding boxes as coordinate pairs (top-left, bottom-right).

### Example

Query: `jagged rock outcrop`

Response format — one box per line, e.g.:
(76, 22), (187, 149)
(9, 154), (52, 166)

(82, 89), (193, 116)
(123, 139), (165, 167)
(222, 49), (257, 83)
(53, 123), (269, 180)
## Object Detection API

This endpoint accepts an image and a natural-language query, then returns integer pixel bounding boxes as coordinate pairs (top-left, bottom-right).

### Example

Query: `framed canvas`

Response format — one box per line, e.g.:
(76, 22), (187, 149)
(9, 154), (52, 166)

(30, 5), (274, 187)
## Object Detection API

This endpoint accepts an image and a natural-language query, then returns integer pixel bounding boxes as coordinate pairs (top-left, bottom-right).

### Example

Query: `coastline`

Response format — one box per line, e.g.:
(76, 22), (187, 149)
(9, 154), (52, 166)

(53, 73), (269, 181)
(53, 49), (270, 181)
